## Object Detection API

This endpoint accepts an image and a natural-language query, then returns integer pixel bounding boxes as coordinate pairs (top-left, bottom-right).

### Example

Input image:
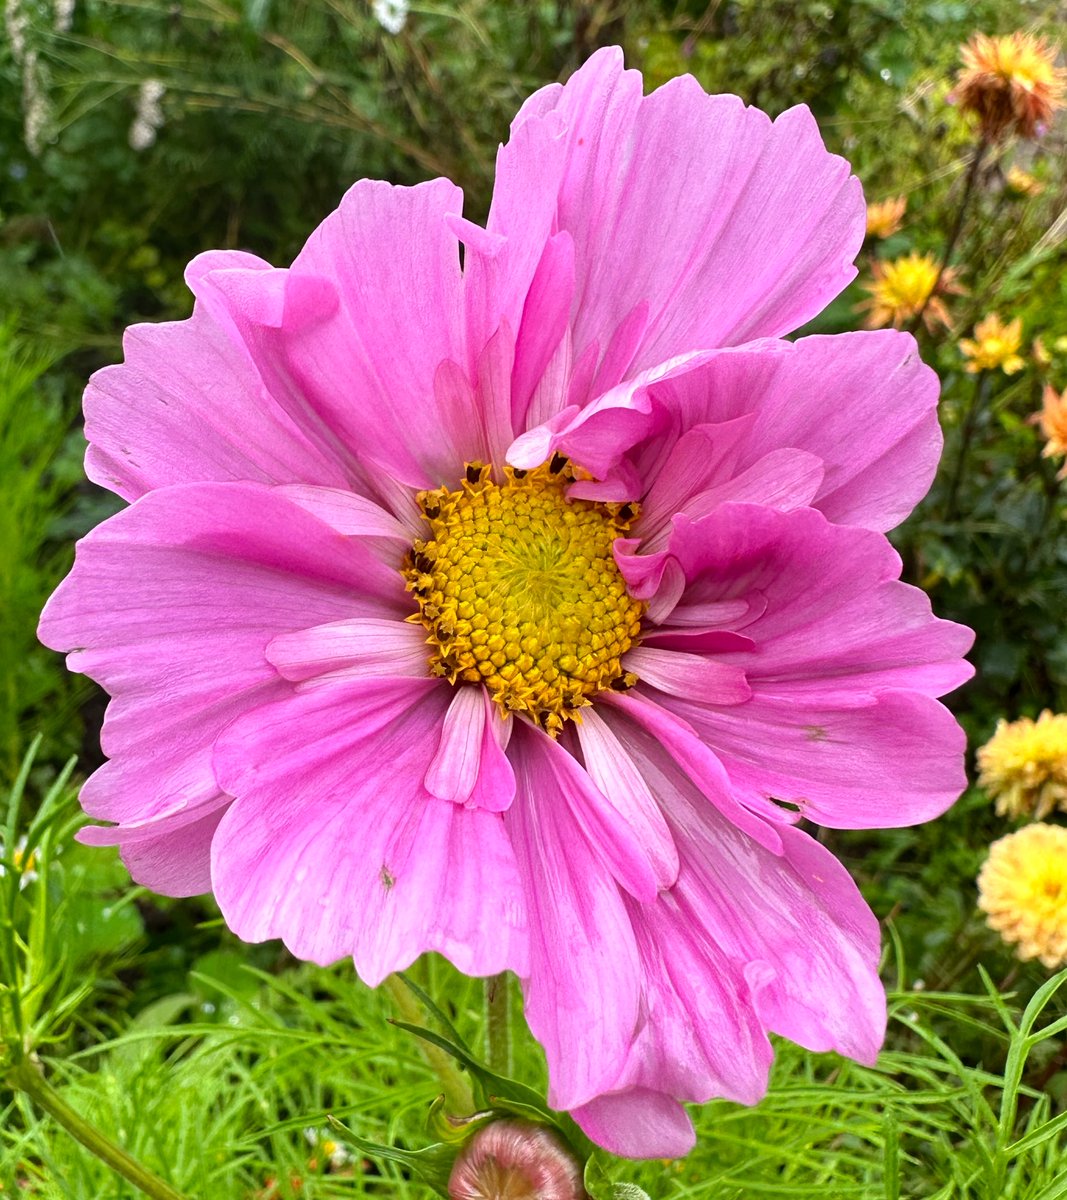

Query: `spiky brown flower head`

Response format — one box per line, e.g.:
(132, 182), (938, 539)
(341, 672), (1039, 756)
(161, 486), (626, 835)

(950, 32), (1066, 141)
(959, 313), (1025, 375)
(978, 823), (1067, 968)
(449, 1122), (585, 1200)
(865, 195), (907, 239)
(1005, 165), (1044, 196)
(977, 710), (1067, 819)
(1032, 385), (1067, 478)
(858, 252), (963, 332)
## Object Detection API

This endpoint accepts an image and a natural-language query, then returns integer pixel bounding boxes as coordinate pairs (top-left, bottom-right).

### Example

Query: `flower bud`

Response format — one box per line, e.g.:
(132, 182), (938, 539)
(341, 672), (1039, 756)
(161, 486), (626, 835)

(448, 1121), (584, 1200)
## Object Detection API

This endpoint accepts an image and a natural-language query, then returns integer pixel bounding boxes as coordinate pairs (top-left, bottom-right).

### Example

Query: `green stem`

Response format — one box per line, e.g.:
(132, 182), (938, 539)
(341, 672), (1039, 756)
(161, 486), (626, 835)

(381, 975), (474, 1116)
(943, 371), (989, 523)
(908, 135), (989, 336)
(8, 1057), (189, 1200)
(485, 973), (511, 1077)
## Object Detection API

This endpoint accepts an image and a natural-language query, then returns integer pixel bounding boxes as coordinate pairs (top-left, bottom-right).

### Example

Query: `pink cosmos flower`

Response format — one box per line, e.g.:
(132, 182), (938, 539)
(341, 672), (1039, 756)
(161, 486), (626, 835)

(40, 48), (973, 1158)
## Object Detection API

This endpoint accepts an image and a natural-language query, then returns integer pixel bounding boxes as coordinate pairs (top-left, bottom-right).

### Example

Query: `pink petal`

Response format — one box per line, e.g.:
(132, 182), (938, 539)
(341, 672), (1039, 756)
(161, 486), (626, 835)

(572, 1089), (696, 1160)
(623, 646), (751, 706)
(118, 807), (226, 898)
(212, 678), (527, 981)
(505, 723), (641, 1110)
(667, 505), (974, 696)
(425, 687), (516, 812)
(37, 484), (399, 884)
(267, 618), (431, 685)
(84, 296), (350, 502)
(575, 709), (679, 891)
(274, 484), (420, 546)
(198, 181), (476, 491)
(571, 714), (884, 1132)
(650, 503), (972, 827)
(503, 48), (863, 388)
(632, 332), (942, 535)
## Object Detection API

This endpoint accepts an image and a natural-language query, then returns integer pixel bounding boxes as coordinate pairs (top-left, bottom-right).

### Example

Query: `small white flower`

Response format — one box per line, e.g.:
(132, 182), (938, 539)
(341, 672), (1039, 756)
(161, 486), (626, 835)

(0, 835), (39, 890)
(303, 1127), (352, 1169)
(53, 0), (75, 32)
(371, 0), (408, 36)
(129, 78), (165, 151)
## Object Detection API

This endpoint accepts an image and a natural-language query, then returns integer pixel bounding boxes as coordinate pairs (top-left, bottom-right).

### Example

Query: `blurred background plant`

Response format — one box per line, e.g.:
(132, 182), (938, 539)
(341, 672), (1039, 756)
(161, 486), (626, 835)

(2, 0), (1067, 1195)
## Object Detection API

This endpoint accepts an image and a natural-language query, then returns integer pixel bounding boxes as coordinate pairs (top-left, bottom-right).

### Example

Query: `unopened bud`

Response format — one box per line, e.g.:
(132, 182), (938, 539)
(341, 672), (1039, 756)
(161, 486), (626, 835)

(449, 1121), (584, 1200)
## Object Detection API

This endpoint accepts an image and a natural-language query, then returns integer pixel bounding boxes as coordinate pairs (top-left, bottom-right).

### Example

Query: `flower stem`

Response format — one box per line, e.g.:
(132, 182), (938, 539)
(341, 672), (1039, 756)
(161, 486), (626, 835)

(381, 974), (474, 1116)
(943, 370), (989, 522)
(908, 135), (989, 335)
(8, 1056), (189, 1200)
(485, 973), (511, 1078)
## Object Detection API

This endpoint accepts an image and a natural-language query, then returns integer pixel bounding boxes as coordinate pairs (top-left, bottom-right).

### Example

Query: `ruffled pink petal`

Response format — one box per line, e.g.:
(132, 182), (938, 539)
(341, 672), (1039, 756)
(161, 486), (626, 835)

(84, 291), (350, 502)
(646, 503), (971, 827)
(568, 705), (883, 1134)
(38, 483), (400, 892)
(196, 180), (497, 492)
(212, 678), (527, 981)
(505, 723), (641, 1110)
(502, 47), (862, 407)
(632, 332), (941, 535)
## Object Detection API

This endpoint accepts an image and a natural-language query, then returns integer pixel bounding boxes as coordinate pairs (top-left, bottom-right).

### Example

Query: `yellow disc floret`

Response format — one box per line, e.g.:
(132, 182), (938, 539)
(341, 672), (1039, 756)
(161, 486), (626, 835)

(403, 457), (644, 735)
(978, 823), (1067, 969)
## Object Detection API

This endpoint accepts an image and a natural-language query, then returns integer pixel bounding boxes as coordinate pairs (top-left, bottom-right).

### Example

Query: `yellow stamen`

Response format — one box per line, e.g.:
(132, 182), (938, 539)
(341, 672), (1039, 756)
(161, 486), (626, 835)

(403, 459), (644, 735)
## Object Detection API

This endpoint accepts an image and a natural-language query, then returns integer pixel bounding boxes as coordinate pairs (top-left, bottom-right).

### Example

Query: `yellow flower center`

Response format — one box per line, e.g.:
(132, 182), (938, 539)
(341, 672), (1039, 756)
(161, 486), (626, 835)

(404, 458), (644, 735)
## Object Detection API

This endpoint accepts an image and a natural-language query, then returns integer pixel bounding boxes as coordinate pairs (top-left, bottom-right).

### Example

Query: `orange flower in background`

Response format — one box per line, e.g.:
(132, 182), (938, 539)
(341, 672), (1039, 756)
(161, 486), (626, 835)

(950, 31), (1065, 140)
(1005, 164), (1044, 196)
(959, 313), (1025, 374)
(865, 195), (907, 239)
(1035, 385), (1067, 476)
(858, 252), (962, 331)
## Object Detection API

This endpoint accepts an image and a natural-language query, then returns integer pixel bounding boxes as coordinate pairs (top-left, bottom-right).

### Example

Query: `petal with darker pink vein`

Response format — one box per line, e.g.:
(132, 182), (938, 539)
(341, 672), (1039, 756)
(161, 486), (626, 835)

(505, 723), (641, 1111)
(212, 677), (527, 981)
(37, 483), (404, 894)
(501, 47), (862, 396)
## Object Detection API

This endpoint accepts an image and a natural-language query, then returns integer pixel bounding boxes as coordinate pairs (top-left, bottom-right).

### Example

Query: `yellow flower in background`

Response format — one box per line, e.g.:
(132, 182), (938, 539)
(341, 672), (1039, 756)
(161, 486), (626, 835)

(865, 195), (907, 239)
(959, 313), (1025, 374)
(978, 710), (1067, 819)
(1005, 165), (1044, 196)
(1035, 385), (1067, 477)
(950, 31), (1066, 141)
(858, 252), (961, 331)
(978, 823), (1067, 968)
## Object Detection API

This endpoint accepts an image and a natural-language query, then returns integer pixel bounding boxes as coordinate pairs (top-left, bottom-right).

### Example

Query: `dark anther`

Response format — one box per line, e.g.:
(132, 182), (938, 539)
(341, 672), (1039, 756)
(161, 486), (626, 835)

(465, 462), (485, 484)
(610, 674), (635, 691)
(615, 503), (636, 522)
(512, 467), (528, 479)
(422, 499), (441, 520)
(549, 452), (569, 474)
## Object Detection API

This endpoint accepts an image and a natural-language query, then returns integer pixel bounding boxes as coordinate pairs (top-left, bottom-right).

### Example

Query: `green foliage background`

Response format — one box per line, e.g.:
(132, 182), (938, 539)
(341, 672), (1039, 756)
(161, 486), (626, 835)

(1, 1), (1066, 1196)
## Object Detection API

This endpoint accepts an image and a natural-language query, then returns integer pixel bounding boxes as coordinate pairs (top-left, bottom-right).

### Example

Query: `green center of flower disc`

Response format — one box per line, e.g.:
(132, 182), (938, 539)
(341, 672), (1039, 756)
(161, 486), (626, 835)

(403, 458), (644, 735)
